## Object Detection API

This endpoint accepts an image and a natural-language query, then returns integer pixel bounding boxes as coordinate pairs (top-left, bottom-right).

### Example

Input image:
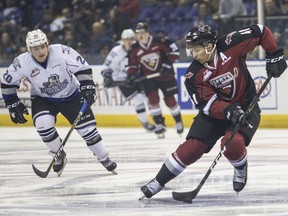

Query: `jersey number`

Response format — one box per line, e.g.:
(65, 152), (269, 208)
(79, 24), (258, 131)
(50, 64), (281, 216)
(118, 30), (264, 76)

(77, 56), (86, 65)
(3, 70), (12, 83)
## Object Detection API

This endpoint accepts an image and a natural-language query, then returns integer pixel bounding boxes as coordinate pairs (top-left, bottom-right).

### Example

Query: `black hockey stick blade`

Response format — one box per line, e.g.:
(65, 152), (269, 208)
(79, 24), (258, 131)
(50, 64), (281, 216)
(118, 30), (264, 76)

(172, 191), (195, 203)
(32, 160), (55, 178)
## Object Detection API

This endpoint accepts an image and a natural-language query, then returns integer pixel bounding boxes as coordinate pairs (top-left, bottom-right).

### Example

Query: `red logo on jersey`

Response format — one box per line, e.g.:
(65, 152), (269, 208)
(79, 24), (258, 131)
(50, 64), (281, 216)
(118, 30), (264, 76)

(225, 31), (237, 45)
(31, 68), (40, 77)
(185, 71), (194, 79)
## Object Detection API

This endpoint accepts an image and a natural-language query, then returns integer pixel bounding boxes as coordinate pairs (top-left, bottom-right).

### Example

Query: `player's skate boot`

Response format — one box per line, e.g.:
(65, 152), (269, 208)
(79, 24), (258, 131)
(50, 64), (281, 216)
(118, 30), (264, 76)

(142, 122), (156, 132)
(154, 124), (166, 139)
(176, 121), (184, 135)
(52, 150), (67, 177)
(233, 162), (248, 192)
(140, 178), (164, 199)
(99, 156), (117, 175)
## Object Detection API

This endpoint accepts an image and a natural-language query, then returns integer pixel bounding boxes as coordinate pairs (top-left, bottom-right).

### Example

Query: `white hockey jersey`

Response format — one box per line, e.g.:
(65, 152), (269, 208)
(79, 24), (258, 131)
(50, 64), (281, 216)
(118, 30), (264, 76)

(1, 44), (91, 100)
(101, 44), (128, 81)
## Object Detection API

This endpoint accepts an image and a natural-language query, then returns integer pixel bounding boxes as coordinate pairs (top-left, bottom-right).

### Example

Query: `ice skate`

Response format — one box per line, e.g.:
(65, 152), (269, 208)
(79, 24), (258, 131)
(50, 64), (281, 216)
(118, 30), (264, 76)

(52, 150), (67, 177)
(233, 162), (248, 192)
(176, 122), (184, 136)
(154, 124), (166, 139)
(140, 178), (164, 199)
(99, 156), (118, 175)
(142, 122), (156, 132)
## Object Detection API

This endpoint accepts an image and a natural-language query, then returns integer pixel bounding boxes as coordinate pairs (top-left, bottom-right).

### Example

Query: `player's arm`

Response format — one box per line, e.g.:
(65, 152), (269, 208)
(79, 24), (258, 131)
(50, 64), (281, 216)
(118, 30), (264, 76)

(65, 45), (96, 107)
(235, 25), (287, 78)
(101, 50), (116, 88)
(159, 38), (180, 76)
(1, 66), (29, 124)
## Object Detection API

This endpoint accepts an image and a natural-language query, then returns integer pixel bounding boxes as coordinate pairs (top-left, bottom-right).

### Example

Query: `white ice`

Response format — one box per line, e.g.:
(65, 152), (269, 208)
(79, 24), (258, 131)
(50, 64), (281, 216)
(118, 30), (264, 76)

(0, 127), (288, 216)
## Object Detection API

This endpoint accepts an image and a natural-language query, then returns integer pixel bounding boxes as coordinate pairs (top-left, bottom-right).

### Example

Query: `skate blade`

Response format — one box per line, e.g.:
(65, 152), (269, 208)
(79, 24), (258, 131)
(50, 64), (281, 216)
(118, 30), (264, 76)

(111, 170), (118, 175)
(56, 158), (67, 177)
(138, 194), (146, 200)
(156, 133), (165, 139)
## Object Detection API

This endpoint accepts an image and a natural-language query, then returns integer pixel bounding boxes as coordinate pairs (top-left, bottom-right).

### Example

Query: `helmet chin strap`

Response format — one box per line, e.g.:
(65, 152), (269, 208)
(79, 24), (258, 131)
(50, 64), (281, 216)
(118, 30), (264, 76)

(204, 44), (216, 63)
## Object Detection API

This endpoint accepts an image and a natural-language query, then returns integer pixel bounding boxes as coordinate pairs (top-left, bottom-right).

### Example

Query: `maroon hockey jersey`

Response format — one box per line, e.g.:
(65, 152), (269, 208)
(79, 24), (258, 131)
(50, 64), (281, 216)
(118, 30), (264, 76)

(185, 24), (278, 120)
(127, 35), (180, 80)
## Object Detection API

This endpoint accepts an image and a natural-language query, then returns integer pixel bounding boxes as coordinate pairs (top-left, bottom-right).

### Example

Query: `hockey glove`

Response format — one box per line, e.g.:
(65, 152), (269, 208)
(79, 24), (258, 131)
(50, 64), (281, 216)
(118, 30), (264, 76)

(224, 104), (247, 125)
(159, 63), (172, 77)
(5, 98), (29, 124)
(103, 71), (114, 88)
(80, 80), (96, 107)
(266, 48), (287, 78)
(126, 74), (136, 87)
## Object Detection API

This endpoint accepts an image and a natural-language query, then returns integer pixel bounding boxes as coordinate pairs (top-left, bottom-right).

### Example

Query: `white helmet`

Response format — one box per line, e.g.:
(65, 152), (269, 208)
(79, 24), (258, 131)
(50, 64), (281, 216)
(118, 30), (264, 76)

(121, 29), (135, 39)
(26, 29), (48, 53)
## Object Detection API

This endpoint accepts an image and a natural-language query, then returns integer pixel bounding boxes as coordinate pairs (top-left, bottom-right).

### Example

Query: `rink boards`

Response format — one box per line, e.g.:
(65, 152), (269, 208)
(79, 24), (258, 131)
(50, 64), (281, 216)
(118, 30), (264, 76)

(1, 61), (288, 128)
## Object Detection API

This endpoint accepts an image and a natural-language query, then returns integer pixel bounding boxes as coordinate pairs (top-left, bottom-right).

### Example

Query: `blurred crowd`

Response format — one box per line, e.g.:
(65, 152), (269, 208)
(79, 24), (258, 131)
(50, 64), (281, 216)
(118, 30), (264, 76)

(0, 0), (288, 66)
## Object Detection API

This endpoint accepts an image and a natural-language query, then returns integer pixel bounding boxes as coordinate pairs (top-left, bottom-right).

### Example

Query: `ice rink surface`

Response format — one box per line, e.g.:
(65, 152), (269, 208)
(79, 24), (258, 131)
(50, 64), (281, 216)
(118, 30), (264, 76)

(0, 126), (288, 216)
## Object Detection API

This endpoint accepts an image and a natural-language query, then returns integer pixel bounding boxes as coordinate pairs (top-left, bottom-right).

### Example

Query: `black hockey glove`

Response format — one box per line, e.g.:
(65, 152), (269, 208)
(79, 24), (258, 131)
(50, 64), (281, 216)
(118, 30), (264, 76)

(5, 98), (29, 124)
(80, 80), (96, 107)
(159, 63), (172, 77)
(103, 71), (114, 88)
(266, 48), (287, 78)
(126, 74), (136, 87)
(224, 104), (247, 125)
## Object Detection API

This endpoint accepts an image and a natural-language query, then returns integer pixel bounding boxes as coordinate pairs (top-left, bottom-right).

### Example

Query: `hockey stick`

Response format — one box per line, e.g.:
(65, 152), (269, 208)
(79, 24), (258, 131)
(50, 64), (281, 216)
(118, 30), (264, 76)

(32, 100), (88, 178)
(172, 74), (273, 203)
(103, 72), (161, 88)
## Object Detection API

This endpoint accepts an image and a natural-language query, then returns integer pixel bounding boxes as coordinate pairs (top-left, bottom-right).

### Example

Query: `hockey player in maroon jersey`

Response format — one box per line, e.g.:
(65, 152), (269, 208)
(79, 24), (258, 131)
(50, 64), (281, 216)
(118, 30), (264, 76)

(126, 22), (184, 138)
(140, 24), (287, 198)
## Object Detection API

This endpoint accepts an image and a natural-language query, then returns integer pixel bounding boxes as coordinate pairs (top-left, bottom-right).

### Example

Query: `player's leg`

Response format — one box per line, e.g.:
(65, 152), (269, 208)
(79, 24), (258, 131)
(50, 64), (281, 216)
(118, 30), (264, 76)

(61, 95), (117, 173)
(32, 97), (67, 176)
(222, 105), (261, 192)
(160, 79), (184, 135)
(119, 85), (155, 131)
(140, 113), (224, 198)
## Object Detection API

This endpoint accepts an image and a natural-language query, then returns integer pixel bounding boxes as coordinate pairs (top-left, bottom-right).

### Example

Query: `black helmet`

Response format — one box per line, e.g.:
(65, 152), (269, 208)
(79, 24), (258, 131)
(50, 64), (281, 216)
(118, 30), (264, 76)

(186, 25), (217, 47)
(135, 22), (149, 33)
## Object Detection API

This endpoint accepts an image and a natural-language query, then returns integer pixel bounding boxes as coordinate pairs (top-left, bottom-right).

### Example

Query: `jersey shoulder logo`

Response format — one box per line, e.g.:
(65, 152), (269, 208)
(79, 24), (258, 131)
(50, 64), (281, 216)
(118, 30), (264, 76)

(31, 68), (40, 77)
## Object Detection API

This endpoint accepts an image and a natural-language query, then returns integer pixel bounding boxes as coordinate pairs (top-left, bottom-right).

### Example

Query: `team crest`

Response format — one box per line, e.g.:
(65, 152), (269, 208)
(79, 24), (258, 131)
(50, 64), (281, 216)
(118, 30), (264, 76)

(140, 53), (159, 71)
(209, 67), (238, 100)
(40, 74), (68, 96)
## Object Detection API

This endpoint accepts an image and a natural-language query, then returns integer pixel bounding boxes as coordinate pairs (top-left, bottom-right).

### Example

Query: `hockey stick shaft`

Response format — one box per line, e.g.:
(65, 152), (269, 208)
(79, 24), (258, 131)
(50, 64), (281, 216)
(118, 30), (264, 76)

(172, 74), (272, 202)
(103, 73), (161, 88)
(32, 100), (88, 178)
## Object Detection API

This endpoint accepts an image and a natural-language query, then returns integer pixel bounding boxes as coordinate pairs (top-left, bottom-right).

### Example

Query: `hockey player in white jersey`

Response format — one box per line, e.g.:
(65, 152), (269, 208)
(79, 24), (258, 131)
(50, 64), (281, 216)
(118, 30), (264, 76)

(0, 29), (117, 176)
(101, 29), (155, 131)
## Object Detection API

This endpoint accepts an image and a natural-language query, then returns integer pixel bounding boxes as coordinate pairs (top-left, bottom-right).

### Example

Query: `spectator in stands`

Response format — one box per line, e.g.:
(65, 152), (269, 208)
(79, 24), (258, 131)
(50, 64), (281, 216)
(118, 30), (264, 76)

(264, 0), (285, 46)
(88, 21), (114, 54)
(34, 9), (54, 42)
(216, 0), (247, 35)
(110, 0), (140, 40)
(281, 0), (288, 14)
(0, 32), (17, 66)
(0, 0), (22, 36)
(193, 1), (218, 30)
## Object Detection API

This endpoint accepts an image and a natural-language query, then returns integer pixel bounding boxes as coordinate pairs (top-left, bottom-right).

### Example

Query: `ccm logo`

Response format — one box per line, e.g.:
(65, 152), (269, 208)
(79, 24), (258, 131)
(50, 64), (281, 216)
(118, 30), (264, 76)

(266, 55), (283, 63)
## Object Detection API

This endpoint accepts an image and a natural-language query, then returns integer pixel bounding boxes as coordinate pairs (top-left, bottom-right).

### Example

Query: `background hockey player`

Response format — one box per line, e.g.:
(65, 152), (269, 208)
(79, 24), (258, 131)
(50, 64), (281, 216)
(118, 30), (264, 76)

(101, 29), (155, 132)
(0, 29), (117, 176)
(126, 22), (184, 138)
(140, 24), (287, 198)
